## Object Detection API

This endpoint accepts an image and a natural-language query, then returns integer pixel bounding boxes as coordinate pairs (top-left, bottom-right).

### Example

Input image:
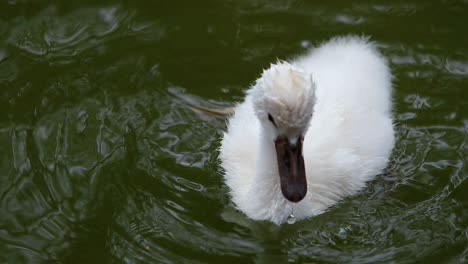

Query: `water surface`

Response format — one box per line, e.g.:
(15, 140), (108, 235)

(1, 0), (468, 263)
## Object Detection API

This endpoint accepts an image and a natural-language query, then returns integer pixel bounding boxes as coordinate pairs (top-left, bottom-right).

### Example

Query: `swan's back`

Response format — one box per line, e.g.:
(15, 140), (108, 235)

(294, 36), (394, 211)
(294, 36), (392, 116)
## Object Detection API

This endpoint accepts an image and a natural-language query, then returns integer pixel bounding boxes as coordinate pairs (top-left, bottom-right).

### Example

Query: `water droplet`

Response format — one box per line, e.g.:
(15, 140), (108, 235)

(287, 214), (296, 224)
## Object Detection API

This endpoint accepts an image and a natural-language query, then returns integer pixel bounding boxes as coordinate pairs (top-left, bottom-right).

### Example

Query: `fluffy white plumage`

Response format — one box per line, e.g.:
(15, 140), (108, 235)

(220, 36), (395, 224)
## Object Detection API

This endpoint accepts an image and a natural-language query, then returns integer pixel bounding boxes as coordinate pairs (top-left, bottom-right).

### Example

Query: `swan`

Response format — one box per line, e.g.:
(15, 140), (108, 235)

(219, 36), (395, 225)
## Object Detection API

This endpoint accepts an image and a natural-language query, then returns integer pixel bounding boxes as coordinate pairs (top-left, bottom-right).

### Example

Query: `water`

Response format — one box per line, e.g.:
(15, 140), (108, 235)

(287, 214), (296, 225)
(1, 0), (467, 263)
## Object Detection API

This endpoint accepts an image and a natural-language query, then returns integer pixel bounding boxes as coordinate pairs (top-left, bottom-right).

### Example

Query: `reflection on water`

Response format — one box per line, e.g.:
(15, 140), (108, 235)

(1, 0), (467, 263)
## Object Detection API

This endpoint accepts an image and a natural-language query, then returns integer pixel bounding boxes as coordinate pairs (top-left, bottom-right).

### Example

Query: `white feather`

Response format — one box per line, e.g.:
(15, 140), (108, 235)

(220, 35), (395, 224)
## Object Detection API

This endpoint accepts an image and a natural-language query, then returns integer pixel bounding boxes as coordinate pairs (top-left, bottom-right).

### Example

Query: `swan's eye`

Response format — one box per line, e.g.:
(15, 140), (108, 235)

(268, 113), (276, 126)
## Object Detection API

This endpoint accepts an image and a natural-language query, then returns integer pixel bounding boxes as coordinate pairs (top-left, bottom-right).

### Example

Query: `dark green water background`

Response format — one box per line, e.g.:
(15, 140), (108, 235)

(1, 0), (468, 263)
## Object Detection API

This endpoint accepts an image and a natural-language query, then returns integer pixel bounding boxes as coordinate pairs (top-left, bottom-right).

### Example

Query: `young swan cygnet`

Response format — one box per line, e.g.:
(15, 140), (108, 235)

(220, 36), (395, 225)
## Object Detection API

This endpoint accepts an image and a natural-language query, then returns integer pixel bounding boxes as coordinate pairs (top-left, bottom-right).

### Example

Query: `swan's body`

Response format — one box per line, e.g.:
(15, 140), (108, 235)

(220, 36), (395, 224)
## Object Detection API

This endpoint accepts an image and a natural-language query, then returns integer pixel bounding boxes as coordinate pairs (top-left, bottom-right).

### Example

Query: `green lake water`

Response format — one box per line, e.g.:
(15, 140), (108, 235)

(1, 0), (467, 263)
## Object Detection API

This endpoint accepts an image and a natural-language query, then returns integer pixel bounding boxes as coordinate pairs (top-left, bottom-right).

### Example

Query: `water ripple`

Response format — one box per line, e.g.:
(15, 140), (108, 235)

(1, 1), (468, 263)
(6, 4), (154, 64)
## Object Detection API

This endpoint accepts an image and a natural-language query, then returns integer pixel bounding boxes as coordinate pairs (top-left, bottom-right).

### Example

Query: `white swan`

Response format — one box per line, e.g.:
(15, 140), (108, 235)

(219, 36), (395, 224)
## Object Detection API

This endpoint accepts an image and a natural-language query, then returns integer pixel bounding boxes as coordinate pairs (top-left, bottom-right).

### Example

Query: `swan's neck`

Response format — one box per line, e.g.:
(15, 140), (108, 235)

(255, 125), (279, 189)
(245, 124), (291, 220)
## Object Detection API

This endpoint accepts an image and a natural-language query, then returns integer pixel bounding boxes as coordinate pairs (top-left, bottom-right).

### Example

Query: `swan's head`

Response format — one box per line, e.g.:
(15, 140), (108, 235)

(250, 61), (316, 203)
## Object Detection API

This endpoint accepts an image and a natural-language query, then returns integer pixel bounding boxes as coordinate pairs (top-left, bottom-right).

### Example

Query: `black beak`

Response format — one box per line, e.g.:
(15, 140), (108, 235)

(274, 135), (307, 203)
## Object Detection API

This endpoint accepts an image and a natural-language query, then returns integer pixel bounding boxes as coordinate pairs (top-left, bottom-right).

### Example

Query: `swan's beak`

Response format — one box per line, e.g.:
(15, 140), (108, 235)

(274, 135), (307, 203)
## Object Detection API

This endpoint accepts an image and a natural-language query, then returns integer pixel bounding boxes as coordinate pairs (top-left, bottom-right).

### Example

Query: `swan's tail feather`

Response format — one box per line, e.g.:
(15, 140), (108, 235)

(168, 86), (235, 118)
(188, 105), (235, 118)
